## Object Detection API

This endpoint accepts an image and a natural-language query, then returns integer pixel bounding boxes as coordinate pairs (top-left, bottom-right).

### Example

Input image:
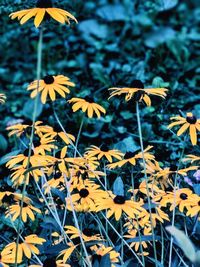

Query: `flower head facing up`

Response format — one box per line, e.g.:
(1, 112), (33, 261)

(168, 112), (200, 145)
(28, 75), (75, 104)
(68, 97), (106, 118)
(108, 80), (168, 106)
(9, 1), (78, 28)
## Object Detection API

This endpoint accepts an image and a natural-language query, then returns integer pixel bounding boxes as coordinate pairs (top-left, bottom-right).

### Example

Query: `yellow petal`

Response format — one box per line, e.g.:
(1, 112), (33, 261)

(34, 9), (45, 28)
(189, 125), (197, 145)
(177, 123), (189, 136)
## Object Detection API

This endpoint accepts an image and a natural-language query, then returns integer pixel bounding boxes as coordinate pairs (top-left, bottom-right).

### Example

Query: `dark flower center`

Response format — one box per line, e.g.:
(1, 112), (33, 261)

(113, 195), (126, 204)
(79, 188), (89, 198)
(170, 165), (178, 171)
(82, 228), (93, 236)
(150, 208), (156, 213)
(43, 75), (55, 85)
(198, 201), (200, 206)
(54, 171), (62, 179)
(33, 139), (41, 147)
(36, 0), (53, 8)
(23, 148), (34, 157)
(43, 258), (57, 267)
(186, 115), (197, 124)
(22, 202), (28, 208)
(124, 150), (138, 159)
(100, 144), (109, 152)
(180, 193), (188, 200)
(133, 90), (145, 101)
(131, 79), (144, 89)
(2, 194), (14, 204)
(84, 96), (94, 103)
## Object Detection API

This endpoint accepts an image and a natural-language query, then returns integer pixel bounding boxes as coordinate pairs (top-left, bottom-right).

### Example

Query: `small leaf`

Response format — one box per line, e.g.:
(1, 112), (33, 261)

(166, 225), (196, 263)
(22, 98), (43, 120)
(0, 134), (8, 151)
(113, 176), (124, 196)
(0, 150), (21, 165)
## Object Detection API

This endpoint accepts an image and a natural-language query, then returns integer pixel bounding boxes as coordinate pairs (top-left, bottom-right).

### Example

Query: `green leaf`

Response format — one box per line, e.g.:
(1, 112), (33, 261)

(113, 176), (124, 196)
(21, 98), (43, 120)
(100, 254), (111, 267)
(0, 150), (21, 165)
(0, 134), (8, 151)
(166, 225), (196, 263)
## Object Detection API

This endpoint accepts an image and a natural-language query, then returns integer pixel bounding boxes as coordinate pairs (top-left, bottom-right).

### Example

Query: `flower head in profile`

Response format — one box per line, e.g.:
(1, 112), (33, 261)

(107, 146), (154, 169)
(168, 112), (200, 145)
(85, 144), (123, 163)
(9, 0), (77, 28)
(28, 75), (75, 104)
(1, 235), (46, 264)
(0, 93), (6, 104)
(109, 80), (168, 106)
(68, 97), (106, 118)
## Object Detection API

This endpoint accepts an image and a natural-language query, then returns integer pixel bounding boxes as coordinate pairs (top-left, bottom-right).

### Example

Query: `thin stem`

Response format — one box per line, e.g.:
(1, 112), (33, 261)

(136, 102), (158, 266)
(168, 137), (186, 267)
(14, 27), (43, 267)
(74, 114), (85, 157)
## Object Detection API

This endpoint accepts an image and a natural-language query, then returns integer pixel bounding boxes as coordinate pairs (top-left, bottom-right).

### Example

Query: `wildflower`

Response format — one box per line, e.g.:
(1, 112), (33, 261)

(65, 226), (102, 242)
(85, 144), (123, 163)
(66, 183), (106, 212)
(0, 93), (6, 104)
(168, 112), (200, 145)
(186, 194), (200, 217)
(183, 154), (200, 164)
(28, 75), (75, 104)
(96, 192), (144, 221)
(2, 235), (46, 263)
(5, 199), (41, 222)
(33, 134), (56, 155)
(124, 227), (151, 255)
(9, 0), (77, 28)
(68, 97), (106, 118)
(108, 80), (168, 106)
(90, 244), (120, 266)
(160, 188), (194, 212)
(107, 146), (154, 169)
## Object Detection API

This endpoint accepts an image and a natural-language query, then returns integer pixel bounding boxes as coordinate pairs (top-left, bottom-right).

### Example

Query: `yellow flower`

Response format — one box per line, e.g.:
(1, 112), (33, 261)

(96, 192), (145, 221)
(168, 112), (200, 145)
(5, 199), (41, 222)
(66, 184), (106, 212)
(107, 146), (154, 169)
(65, 226), (102, 242)
(9, 0), (77, 28)
(0, 93), (6, 104)
(28, 75), (75, 104)
(1, 235), (46, 264)
(124, 227), (151, 255)
(186, 194), (200, 217)
(90, 244), (120, 266)
(68, 97), (106, 118)
(85, 144), (123, 163)
(182, 154), (200, 163)
(108, 80), (168, 106)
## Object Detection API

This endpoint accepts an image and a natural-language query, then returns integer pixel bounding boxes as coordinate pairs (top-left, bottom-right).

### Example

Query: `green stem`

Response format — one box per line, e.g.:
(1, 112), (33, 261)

(136, 102), (158, 266)
(74, 114), (85, 157)
(168, 137), (186, 267)
(14, 27), (43, 267)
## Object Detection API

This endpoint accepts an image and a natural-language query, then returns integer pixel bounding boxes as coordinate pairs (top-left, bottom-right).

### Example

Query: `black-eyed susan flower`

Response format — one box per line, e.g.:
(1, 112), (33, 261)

(66, 183), (106, 212)
(183, 154), (200, 163)
(96, 192), (145, 221)
(85, 144), (123, 163)
(186, 194), (200, 217)
(107, 146), (154, 169)
(9, 0), (77, 28)
(28, 75), (75, 104)
(0, 93), (6, 104)
(90, 244), (120, 266)
(10, 165), (43, 186)
(68, 97), (106, 118)
(33, 134), (56, 155)
(2, 235), (46, 264)
(108, 80), (168, 106)
(124, 227), (151, 256)
(160, 188), (194, 212)
(65, 226), (102, 242)
(168, 112), (200, 145)
(5, 199), (41, 222)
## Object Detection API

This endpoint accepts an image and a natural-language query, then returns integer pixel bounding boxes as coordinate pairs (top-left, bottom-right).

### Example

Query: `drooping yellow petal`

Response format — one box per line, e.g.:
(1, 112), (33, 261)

(46, 8), (65, 24)
(177, 123), (189, 136)
(34, 8), (46, 28)
(189, 125), (197, 145)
